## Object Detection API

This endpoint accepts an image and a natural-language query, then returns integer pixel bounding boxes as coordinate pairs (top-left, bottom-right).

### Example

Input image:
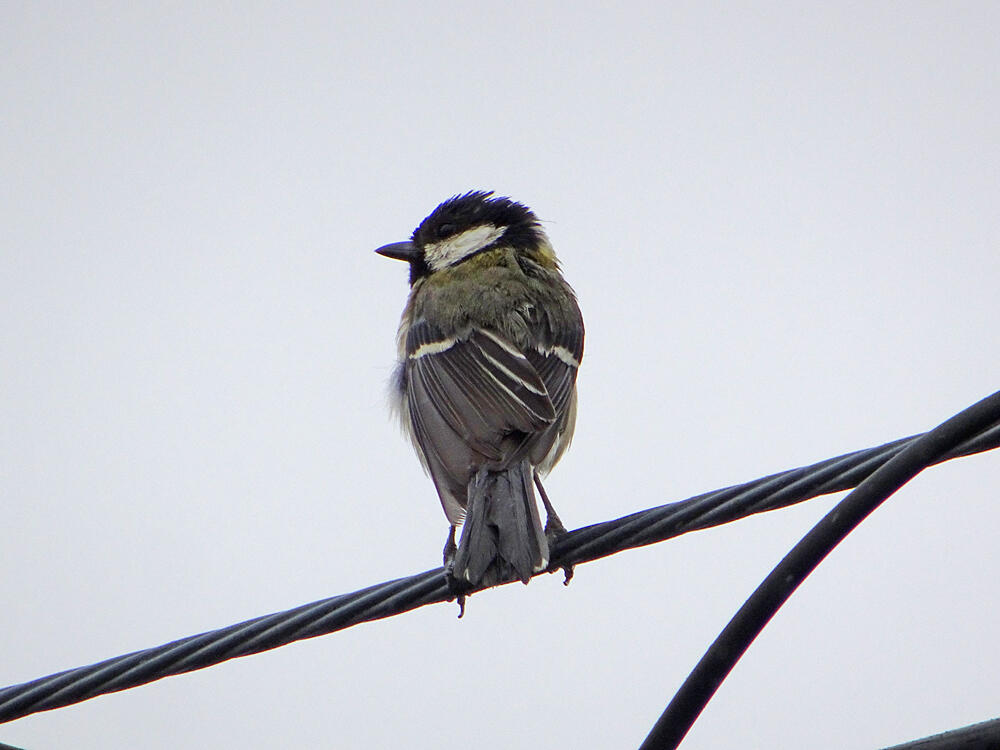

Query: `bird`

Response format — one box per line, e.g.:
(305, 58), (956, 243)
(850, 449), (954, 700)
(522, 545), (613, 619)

(376, 191), (584, 598)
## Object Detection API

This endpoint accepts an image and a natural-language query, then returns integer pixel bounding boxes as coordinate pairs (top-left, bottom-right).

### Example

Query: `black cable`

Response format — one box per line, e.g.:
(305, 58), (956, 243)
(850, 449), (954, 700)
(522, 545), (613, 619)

(1, 407), (998, 725)
(639, 390), (1000, 750)
(550, 422), (1000, 567)
(878, 716), (1000, 749)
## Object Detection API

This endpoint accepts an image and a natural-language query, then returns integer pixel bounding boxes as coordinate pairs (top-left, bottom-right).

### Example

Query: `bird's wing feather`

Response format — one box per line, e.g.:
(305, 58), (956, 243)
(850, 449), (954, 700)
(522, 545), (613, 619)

(525, 317), (584, 421)
(405, 320), (555, 468)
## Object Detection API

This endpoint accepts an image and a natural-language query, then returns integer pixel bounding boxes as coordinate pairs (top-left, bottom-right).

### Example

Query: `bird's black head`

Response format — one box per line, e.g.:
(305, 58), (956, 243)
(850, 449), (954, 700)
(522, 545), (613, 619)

(412, 191), (542, 254)
(375, 191), (546, 285)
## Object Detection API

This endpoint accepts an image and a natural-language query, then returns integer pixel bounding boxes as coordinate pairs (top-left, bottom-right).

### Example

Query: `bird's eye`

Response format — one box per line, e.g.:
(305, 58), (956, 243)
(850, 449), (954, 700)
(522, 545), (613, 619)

(437, 223), (456, 239)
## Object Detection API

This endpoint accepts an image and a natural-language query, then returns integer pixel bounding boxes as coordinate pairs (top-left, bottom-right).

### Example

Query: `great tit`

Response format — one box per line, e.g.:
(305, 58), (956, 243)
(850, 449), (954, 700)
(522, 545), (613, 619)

(376, 191), (584, 594)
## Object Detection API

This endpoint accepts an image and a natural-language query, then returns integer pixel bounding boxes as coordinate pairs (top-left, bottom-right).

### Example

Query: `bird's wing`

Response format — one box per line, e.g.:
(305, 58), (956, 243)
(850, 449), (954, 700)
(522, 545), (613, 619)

(405, 319), (556, 466)
(524, 314), (584, 422)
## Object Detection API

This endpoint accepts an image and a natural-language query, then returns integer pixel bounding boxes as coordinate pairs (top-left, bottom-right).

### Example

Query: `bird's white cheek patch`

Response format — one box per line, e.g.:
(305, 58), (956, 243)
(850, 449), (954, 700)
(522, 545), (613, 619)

(423, 224), (507, 270)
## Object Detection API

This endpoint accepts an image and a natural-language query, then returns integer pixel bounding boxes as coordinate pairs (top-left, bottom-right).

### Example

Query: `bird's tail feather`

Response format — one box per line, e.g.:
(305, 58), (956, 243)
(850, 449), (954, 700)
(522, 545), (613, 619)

(453, 460), (548, 588)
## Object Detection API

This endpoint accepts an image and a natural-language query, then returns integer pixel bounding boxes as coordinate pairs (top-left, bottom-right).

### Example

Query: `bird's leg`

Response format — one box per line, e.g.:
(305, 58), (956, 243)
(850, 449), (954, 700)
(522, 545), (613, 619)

(442, 525), (468, 617)
(535, 474), (567, 535)
(534, 473), (574, 585)
(442, 524), (458, 570)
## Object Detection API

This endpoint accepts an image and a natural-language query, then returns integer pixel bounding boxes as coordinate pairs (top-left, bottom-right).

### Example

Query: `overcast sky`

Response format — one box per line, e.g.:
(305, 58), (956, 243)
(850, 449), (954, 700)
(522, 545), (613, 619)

(3, 3), (999, 748)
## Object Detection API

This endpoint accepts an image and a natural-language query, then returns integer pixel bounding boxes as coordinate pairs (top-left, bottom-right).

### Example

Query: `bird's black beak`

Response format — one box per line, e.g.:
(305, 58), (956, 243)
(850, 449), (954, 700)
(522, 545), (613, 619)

(375, 241), (421, 263)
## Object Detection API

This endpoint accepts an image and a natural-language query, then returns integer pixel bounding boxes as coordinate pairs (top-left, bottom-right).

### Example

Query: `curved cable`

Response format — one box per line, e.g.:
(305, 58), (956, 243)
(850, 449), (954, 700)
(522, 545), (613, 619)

(639, 390), (1000, 749)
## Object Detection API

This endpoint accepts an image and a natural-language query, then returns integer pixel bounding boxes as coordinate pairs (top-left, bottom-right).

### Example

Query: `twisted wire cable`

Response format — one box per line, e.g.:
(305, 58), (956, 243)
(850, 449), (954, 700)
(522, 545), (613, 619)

(2, 407), (999, 725)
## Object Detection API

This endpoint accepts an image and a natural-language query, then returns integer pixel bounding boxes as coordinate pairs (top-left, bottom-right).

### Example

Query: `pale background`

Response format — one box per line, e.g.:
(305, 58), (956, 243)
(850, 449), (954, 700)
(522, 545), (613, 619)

(2, 3), (998, 748)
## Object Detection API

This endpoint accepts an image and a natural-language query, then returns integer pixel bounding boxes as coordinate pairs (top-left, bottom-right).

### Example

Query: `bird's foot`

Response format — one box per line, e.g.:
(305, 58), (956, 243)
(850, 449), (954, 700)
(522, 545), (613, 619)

(543, 524), (574, 586)
(443, 566), (472, 618)
(443, 528), (472, 617)
(545, 515), (567, 537)
(560, 563), (574, 586)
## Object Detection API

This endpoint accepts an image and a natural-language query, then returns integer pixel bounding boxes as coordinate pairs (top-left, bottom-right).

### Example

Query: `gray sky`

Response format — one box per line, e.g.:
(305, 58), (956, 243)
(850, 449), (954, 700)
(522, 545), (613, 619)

(3, 3), (999, 748)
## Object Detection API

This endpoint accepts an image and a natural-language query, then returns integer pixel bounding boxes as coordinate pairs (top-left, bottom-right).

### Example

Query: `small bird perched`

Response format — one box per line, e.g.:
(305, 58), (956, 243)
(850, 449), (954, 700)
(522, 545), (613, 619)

(376, 191), (584, 597)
